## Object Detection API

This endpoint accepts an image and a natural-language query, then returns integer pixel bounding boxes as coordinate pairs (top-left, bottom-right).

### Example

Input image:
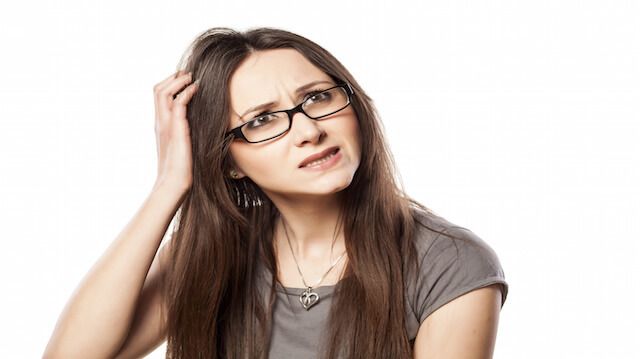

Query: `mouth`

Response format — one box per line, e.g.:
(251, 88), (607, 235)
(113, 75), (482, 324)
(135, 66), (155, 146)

(298, 147), (341, 168)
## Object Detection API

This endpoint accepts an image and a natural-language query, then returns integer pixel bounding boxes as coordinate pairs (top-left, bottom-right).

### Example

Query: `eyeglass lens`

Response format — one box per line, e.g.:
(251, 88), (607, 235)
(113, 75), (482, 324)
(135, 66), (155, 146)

(241, 86), (350, 143)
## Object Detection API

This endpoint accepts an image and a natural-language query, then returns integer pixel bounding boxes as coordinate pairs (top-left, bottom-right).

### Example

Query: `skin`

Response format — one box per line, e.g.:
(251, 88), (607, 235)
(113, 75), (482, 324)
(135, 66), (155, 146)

(413, 284), (503, 359)
(227, 48), (361, 286)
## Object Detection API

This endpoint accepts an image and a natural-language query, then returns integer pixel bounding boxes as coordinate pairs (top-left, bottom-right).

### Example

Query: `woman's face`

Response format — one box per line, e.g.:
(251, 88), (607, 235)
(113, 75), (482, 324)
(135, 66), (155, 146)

(227, 48), (361, 200)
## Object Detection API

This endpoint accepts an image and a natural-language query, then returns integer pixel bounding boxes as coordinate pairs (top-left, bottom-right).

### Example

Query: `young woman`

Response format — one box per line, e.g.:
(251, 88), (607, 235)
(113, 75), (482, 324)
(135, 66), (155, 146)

(44, 27), (509, 359)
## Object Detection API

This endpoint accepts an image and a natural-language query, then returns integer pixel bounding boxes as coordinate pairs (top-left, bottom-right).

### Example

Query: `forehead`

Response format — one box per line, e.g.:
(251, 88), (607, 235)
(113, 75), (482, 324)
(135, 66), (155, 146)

(228, 48), (332, 121)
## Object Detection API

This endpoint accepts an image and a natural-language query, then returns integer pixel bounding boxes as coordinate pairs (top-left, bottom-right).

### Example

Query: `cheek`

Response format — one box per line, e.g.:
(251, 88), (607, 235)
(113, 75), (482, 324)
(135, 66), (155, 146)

(230, 144), (286, 179)
(345, 116), (362, 155)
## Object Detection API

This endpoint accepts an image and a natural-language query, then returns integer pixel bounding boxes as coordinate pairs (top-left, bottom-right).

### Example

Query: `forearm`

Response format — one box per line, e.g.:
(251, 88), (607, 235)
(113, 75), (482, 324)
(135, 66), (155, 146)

(43, 183), (186, 358)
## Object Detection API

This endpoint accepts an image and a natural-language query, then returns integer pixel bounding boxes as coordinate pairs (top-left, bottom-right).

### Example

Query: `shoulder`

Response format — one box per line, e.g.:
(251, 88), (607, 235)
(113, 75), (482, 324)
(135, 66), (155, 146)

(407, 208), (509, 325)
(410, 208), (497, 262)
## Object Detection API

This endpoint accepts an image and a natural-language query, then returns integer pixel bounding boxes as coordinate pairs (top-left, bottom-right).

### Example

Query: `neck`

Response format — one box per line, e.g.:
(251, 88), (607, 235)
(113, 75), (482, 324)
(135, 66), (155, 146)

(269, 192), (346, 262)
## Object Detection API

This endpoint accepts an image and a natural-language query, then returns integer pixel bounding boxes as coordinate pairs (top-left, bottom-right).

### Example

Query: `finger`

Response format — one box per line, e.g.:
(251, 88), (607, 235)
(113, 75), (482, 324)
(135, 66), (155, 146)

(154, 70), (186, 93)
(172, 81), (200, 117)
(156, 72), (194, 120)
(173, 80), (199, 107)
(153, 70), (188, 112)
(160, 72), (193, 102)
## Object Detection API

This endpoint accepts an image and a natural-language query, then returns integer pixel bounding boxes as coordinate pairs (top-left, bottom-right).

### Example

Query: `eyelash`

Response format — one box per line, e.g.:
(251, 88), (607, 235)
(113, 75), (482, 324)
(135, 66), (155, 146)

(254, 89), (324, 117)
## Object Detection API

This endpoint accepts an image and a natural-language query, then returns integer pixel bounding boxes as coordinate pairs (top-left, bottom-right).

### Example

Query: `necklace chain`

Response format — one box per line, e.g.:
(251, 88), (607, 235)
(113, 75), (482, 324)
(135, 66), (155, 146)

(281, 217), (347, 310)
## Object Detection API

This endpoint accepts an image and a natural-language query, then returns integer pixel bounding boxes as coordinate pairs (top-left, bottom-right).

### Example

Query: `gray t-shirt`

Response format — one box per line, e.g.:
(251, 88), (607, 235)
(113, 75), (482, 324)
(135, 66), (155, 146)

(259, 210), (509, 358)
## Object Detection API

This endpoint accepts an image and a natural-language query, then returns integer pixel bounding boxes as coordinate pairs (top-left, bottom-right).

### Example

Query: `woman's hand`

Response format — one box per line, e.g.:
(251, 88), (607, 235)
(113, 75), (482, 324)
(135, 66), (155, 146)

(152, 70), (199, 193)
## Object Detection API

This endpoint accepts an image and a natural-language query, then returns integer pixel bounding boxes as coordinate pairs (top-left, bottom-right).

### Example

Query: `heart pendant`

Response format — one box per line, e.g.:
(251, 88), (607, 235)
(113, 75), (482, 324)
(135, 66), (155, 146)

(299, 287), (319, 310)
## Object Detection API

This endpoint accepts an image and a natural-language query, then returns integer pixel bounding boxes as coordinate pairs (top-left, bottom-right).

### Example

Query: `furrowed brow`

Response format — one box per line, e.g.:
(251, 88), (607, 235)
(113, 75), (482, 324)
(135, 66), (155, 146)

(239, 80), (334, 119)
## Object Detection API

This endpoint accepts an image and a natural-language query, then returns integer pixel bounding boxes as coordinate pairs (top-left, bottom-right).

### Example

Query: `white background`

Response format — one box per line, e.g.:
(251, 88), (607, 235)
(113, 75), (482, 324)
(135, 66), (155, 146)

(1, 0), (638, 358)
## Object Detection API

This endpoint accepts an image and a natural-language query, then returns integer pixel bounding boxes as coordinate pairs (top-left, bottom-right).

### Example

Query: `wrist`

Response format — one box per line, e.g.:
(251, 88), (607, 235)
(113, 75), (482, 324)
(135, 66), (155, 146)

(151, 178), (190, 199)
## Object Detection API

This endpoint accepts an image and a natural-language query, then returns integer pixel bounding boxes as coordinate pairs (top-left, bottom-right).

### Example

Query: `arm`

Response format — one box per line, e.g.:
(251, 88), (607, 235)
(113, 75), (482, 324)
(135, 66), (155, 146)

(112, 235), (171, 359)
(413, 284), (504, 359)
(43, 182), (186, 359)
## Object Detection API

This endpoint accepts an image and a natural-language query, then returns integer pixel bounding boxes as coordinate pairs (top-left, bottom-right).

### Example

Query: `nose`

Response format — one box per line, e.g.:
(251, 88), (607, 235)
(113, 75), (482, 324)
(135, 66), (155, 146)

(290, 111), (326, 146)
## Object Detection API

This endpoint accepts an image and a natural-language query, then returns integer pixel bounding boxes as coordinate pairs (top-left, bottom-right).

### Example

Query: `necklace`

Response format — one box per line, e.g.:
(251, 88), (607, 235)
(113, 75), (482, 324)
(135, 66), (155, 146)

(280, 216), (347, 310)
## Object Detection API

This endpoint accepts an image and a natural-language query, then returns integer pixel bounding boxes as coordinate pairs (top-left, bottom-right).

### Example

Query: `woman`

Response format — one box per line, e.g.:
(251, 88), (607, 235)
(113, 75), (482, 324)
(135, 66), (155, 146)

(44, 27), (509, 359)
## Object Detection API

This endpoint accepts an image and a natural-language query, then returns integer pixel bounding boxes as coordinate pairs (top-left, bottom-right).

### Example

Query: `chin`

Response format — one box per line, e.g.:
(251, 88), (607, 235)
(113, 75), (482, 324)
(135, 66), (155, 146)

(310, 171), (356, 193)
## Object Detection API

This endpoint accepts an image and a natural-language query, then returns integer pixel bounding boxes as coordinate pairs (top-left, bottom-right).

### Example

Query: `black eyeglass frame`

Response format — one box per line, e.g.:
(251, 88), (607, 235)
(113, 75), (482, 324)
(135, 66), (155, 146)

(225, 82), (355, 144)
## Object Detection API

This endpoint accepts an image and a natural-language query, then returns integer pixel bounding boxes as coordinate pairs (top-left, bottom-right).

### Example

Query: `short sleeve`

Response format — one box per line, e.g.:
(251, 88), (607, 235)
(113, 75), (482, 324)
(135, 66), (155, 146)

(413, 225), (509, 324)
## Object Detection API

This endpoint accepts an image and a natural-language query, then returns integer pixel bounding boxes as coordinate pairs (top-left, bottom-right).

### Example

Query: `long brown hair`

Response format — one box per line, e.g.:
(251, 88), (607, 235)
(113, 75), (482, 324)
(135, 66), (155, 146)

(161, 26), (439, 358)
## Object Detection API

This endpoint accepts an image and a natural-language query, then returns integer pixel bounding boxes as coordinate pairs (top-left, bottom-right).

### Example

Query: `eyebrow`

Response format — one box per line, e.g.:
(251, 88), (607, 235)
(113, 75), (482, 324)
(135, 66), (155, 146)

(239, 80), (335, 120)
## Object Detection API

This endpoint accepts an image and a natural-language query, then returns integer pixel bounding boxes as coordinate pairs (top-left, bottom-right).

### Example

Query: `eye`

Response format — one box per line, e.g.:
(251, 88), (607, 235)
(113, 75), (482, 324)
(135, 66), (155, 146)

(243, 87), (329, 123)
(242, 110), (270, 125)
(247, 113), (276, 129)
(305, 88), (334, 103)
(304, 89), (324, 102)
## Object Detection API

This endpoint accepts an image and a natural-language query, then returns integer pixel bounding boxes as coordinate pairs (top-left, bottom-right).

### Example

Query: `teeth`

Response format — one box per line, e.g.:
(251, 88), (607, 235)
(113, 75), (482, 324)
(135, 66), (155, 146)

(304, 150), (337, 167)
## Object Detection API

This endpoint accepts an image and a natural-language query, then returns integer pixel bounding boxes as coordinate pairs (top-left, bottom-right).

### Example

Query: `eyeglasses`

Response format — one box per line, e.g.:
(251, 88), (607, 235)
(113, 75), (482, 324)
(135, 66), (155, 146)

(225, 82), (354, 143)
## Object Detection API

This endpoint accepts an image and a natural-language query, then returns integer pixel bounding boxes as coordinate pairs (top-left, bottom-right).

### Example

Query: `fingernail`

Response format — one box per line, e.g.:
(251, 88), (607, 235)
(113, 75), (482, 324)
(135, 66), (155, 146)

(193, 79), (200, 86)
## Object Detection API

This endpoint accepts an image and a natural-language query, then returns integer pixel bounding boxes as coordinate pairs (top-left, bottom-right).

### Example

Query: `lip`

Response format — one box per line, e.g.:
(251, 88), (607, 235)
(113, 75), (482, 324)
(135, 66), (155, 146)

(298, 146), (340, 168)
(299, 148), (342, 171)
